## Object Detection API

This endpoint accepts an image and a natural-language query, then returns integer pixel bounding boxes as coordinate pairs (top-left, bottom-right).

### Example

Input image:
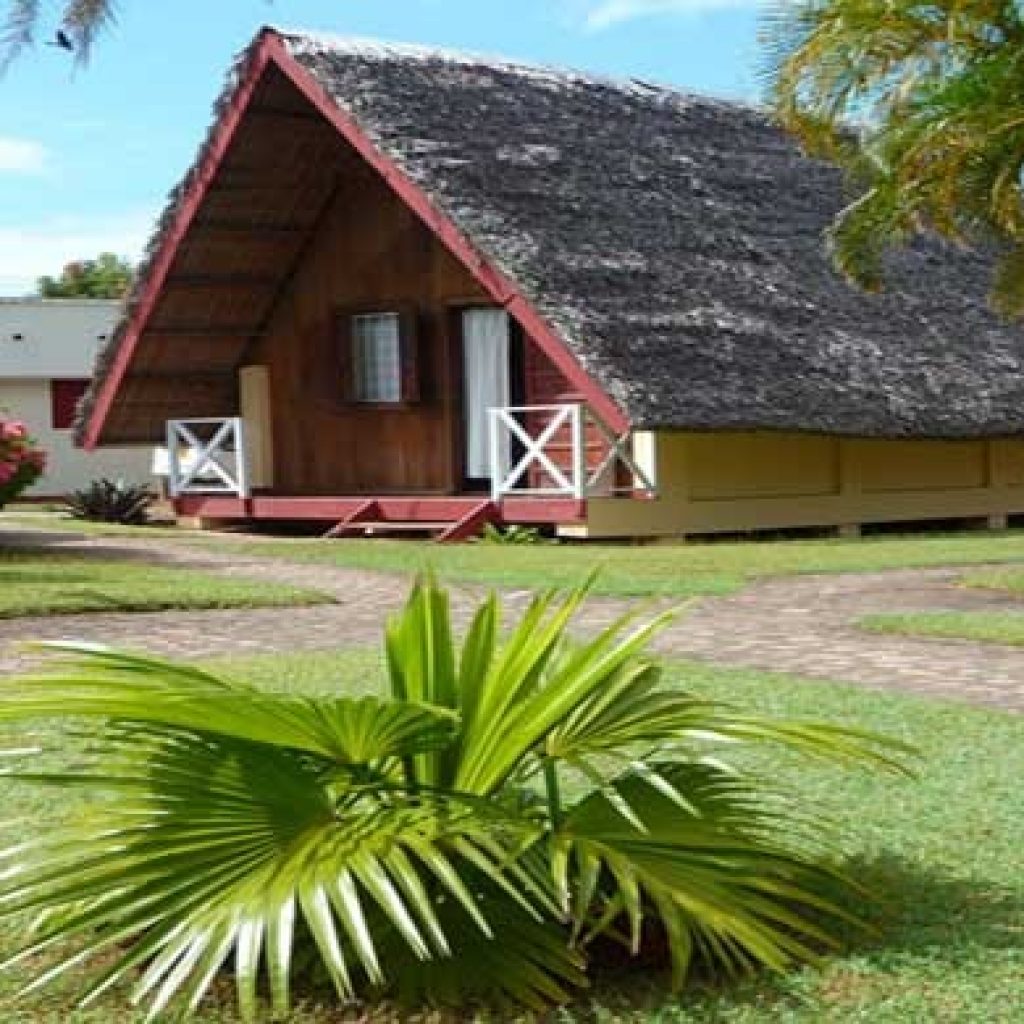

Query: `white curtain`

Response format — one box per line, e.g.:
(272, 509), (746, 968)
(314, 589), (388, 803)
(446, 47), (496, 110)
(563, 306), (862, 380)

(462, 308), (510, 480)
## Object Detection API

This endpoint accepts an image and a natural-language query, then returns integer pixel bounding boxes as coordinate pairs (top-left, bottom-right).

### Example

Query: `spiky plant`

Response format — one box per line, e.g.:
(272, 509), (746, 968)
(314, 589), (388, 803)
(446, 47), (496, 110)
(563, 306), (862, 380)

(63, 477), (154, 524)
(763, 0), (1024, 314)
(0, 579), (913, 1019)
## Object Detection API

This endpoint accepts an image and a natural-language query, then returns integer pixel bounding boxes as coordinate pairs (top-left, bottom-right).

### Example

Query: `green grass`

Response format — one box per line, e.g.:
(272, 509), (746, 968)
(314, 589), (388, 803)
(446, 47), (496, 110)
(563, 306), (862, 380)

(0, 550), (332, 618)
(0, 647), (1019, 1022)
(11, 506), (1024, 598)
(196, 528), (1024, 598)
(962, 566), (1024, 594)
(861, 610), (1024, 647)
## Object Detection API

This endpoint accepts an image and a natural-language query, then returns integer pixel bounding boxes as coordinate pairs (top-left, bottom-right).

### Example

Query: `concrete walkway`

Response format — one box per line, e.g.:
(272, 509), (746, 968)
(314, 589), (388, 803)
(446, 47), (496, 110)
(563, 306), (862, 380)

(1, 527), (1022, 712)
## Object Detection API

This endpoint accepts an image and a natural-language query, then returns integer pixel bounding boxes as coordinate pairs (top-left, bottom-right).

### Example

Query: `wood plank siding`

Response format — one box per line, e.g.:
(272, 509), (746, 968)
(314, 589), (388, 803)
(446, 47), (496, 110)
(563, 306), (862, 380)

(246, 152), (490, 494)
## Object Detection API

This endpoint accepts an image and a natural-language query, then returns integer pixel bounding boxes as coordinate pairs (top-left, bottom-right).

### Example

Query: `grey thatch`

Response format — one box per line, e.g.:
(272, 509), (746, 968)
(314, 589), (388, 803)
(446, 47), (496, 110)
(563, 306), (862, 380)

(81, 27), (1024, 443)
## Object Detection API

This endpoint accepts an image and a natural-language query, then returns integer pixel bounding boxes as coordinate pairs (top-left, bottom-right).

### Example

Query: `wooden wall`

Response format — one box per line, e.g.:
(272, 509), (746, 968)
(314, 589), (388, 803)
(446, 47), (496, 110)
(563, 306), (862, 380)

(246, 150), (490, 494)
(522, 341), (618, 490)
(572, 430), (1024, 538)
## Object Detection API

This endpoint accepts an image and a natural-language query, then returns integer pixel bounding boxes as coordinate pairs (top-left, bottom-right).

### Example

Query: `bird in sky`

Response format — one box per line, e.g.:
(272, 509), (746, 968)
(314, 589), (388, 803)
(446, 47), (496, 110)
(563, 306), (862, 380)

(46, 29), (74, 52)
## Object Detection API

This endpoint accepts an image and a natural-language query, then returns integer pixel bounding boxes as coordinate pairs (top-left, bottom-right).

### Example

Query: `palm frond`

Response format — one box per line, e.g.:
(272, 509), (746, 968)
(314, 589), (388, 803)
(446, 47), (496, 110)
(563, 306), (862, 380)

(60, 0), (117, 62)
(0, 726), (523, 1020)
(0, 577), (913, 1017)
(559, 761), (859, 986)
(762, 0), (1024, 311)
(0, 0), (39, 70)
(3, 644), (457, 765)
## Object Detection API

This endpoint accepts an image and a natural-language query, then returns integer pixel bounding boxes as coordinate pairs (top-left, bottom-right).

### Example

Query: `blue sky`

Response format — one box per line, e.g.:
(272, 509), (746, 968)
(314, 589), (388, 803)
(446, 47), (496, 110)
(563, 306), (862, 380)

(0, 0), (763, 295)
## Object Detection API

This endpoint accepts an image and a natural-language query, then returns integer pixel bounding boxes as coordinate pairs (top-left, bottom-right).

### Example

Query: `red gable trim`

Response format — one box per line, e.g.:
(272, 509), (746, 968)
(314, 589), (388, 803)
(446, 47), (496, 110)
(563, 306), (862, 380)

(82, 29), (627, 449)
(265, 34), (627, 433)
(81, 36), (277, 450)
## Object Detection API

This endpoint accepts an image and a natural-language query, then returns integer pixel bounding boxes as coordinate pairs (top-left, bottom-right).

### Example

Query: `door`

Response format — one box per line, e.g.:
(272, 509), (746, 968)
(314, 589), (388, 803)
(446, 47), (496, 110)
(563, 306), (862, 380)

(461, 308), (522, 490)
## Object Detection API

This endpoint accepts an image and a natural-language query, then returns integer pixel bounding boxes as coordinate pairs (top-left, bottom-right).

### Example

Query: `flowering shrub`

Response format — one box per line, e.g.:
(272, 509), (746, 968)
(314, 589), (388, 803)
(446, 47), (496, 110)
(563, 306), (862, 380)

(0, 419), (47, 507)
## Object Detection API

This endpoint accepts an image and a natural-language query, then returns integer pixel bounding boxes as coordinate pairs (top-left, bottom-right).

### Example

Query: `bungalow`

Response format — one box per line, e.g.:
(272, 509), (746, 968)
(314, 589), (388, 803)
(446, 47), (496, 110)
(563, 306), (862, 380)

(78, 27), (1024, 540)
(1, 299), (151, 498)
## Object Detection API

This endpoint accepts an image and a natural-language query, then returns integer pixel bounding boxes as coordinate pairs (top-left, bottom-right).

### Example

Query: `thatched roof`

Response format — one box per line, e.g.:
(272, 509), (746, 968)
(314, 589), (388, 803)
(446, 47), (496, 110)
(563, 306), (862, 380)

(81, 27), (1024, 444)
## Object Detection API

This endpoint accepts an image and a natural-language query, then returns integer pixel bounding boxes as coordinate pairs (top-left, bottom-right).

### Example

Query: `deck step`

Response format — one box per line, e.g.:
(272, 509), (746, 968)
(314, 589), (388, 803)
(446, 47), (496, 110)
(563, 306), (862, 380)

(332, 520), (455, 537)
(322, 498), (499, 543)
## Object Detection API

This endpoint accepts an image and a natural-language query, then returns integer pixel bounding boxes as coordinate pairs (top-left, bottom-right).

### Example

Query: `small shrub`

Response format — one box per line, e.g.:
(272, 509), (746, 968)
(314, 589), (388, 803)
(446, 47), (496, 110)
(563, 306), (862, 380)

(64, 477), (154, 524)
(476, 522), (549, 544)
(0, 418), (46, 507)
(0, 578), (914, 1019)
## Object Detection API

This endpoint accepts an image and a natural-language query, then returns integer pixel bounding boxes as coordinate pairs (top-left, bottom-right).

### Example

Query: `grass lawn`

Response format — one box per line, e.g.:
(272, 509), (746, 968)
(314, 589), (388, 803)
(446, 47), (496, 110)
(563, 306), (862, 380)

(0, 647), (1018, 1022)
(196, 528), (1024, 598)
(962, 566), (1024, 594)
(860, 610), (1024, 647)
(0, 550), (332, 617)
(11, 506), (1024, 598)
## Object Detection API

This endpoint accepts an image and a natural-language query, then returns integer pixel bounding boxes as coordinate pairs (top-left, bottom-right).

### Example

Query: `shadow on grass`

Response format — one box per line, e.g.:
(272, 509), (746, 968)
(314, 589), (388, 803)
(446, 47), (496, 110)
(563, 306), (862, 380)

(567, 852), (1023, 1021)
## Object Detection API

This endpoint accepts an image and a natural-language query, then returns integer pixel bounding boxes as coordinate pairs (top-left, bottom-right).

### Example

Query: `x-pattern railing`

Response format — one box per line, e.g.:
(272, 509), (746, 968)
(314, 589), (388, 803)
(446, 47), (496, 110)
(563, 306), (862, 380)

(166, 417), (250, 498)
(489, 403), (656, 500)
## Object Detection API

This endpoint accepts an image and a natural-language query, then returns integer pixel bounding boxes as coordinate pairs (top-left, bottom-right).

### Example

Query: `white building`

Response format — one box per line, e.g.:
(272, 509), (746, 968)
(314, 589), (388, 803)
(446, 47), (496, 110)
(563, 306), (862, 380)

(0, 299), (152, 497)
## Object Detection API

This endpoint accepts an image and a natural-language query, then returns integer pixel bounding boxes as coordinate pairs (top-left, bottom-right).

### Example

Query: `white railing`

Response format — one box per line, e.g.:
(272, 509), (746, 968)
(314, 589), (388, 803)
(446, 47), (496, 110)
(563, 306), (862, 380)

(166, 417), (249, 498)
(488, 403), (656, 501)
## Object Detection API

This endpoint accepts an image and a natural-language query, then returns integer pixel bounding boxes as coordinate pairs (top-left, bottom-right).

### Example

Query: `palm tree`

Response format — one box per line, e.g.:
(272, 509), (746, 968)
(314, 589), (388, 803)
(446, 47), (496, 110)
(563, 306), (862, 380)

(763, 0), (1024, 314)
(0, 578), (912, 1019)
(2, 0), (116, 68)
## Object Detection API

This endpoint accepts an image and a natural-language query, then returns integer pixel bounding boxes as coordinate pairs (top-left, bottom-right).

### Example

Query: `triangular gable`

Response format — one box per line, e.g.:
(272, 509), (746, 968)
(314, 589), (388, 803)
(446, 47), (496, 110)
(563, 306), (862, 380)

(81, 28), (625, 450)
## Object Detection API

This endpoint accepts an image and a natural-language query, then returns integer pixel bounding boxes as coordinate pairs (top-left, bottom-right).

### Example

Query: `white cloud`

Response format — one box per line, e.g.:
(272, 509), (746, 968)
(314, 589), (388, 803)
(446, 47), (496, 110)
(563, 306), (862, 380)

(580, 0), (754, 31)
(0, 209), (153, 296)
(0, 136), (47, 175)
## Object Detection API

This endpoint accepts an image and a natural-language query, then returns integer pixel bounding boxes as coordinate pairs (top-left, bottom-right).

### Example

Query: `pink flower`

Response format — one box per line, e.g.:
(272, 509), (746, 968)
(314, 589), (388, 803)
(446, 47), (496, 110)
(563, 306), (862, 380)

(0, 462), (15, 485)
(0, 421), (27, 441)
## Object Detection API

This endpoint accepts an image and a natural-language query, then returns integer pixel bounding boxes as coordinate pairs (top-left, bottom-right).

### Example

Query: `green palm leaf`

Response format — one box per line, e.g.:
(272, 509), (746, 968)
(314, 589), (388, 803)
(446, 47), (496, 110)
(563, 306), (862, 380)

(0, 725), (522, 1020)
(763, 0), (1024, 311)
(4, 643), (457, 764)
(559, 761), (858, 986)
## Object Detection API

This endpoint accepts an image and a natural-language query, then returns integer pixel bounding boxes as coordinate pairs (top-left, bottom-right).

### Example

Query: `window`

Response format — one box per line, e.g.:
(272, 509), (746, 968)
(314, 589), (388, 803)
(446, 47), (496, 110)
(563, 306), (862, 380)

(51, 379), (90, 430)
(341, 308), (419, 404)
(352, 313), (402, 403)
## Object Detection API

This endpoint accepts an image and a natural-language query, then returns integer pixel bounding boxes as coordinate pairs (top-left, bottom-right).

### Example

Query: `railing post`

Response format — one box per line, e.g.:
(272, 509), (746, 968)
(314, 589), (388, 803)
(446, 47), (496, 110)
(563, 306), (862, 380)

(489, 408), (503, 501)
(571, 404), (587, 500)
(166, 421), (180, 498)
(233, 417), (250, 499)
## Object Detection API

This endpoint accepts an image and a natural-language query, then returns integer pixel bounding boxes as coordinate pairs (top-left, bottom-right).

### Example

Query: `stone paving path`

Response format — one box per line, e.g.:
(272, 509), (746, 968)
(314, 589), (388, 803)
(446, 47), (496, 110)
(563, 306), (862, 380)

(2, 526), (1023, 712)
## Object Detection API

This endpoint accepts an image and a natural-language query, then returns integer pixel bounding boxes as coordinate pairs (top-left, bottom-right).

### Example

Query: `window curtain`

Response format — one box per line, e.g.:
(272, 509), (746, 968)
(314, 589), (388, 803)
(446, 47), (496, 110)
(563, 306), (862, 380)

(352, 313), (402, 403)
(462, 308), (510, 479)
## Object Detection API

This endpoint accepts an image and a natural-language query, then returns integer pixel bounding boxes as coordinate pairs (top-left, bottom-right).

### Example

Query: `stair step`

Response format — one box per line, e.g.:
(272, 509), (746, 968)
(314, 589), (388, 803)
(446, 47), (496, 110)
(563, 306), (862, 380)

(334, 520), (454, 535)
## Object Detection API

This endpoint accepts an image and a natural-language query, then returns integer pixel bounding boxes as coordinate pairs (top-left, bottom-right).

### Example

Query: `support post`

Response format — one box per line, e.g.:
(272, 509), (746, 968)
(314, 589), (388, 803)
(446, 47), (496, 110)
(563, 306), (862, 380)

(166, 421), (180, 498)
(489, 408), (503, 501)
(233, 417), (250, 499)
(571, 404), (587, 500)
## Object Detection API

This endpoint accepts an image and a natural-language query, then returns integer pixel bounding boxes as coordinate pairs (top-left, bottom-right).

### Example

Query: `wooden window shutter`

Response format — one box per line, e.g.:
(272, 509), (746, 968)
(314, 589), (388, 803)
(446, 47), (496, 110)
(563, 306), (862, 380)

(399, 308), (420, 403)
(336, 311), (355, 404)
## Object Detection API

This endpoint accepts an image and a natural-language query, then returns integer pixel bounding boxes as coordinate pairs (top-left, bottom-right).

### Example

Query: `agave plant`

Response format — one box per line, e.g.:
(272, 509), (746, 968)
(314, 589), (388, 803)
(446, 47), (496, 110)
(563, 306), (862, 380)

(0, 579), (911, 1019)
(64, 477), (154, 524)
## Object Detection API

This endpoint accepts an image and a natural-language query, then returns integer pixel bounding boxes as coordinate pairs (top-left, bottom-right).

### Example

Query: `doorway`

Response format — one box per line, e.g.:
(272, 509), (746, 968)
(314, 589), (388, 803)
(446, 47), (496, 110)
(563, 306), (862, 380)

(460, 307), (525, 491)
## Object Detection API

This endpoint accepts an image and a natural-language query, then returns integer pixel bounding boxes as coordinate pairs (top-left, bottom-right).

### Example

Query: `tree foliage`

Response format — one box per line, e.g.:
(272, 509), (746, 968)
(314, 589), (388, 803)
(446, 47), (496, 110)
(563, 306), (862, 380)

(2, 0), (117, 68)
(37, 252), (133, 299)
(0, 578), (914, 1019)
(763, 0), (1024, 314)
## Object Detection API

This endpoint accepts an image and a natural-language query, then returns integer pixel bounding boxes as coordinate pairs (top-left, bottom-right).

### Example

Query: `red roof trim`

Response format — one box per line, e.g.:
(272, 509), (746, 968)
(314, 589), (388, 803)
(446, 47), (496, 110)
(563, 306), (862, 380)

(83, 29), (627, 448)
(265, 34), (627, 433)
(81, 35), (277, 449)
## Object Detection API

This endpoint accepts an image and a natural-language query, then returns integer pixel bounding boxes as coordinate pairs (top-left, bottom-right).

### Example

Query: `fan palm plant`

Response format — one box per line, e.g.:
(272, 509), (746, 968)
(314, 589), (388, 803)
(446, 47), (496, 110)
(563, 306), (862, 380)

(0, 578), (912, 1019)
(763, 0), (1024, 314)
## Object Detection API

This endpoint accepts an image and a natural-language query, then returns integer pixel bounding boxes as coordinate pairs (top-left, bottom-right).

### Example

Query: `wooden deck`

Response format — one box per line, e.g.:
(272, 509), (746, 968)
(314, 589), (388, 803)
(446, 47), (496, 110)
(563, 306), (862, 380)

(173, 494), (588, 541)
